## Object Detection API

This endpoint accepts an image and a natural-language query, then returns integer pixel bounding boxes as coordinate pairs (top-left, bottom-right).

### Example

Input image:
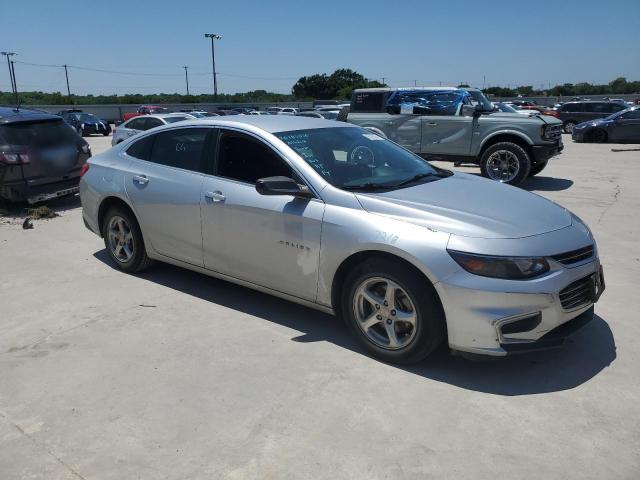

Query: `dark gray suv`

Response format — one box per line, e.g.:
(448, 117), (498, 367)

(558, 101), (628, 133)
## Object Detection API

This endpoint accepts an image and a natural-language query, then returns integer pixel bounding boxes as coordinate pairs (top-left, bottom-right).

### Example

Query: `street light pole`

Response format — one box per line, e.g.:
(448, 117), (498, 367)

(204, 33), (222, 99)
(1, 51), (16, 95)
(183, 66), (190, 96)
(63, 64), (71, 97)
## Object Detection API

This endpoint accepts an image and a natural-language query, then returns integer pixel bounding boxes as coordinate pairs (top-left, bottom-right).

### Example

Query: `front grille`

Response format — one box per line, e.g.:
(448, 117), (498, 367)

(559, 275), (595, 310)
(551, 245), (594, 265)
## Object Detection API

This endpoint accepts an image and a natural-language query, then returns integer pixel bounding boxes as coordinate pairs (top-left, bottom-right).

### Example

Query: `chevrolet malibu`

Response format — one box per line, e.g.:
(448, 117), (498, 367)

(80, 116), (604, 363)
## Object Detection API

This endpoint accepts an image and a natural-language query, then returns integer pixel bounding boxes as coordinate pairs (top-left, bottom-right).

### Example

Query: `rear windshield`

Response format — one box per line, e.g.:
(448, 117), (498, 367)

(351, 92), (385, 113)
(0, 120), (77, 146)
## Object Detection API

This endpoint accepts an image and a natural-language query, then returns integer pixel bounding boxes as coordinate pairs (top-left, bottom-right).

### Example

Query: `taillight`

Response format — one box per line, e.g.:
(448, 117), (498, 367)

(80, 163), (90, 177)
(0, 152), (30, 164)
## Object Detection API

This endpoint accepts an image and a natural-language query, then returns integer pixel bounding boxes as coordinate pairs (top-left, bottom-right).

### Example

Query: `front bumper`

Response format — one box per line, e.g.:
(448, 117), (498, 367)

(531, 139), (563, 162)
(571, 129), (587, 142)
(435, 257), (604, 357)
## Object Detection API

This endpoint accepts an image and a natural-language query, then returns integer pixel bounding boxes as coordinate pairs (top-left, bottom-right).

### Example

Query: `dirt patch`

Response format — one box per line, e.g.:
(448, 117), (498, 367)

(26, 206), (59, 219)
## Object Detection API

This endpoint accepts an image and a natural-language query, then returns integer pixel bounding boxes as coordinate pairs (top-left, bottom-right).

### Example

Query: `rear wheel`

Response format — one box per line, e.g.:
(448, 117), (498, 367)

(563, 121), (576, 134)
(587, 129), (608, 143)
(102, 206), (152, 273)
(341, 258), (445, 364)
(480, 142), (530, 185)
(528, 160), (548, 177)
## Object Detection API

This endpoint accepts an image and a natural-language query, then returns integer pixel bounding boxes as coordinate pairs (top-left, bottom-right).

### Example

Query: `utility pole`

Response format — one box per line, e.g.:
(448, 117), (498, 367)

(414, 80), (417, 86)
(63, 64), (71, 97)
(1, 51), (16, 95)
(382, 77), (386, 85)
(204, 33), (222, 99)
(183, 66), (190, 96)
(483, 75), (486, 89)
(10, 60), (18, 104)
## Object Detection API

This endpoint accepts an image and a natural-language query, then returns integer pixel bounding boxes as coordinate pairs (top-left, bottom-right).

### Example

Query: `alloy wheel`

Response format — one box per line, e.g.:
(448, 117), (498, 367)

(107, 215), (135, 263)
(486, 150), (520, 182)
(353, 277), (418, 350)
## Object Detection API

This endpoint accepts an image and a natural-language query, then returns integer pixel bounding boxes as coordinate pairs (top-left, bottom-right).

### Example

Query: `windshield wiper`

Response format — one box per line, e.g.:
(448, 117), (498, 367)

(387, 172), (440, 188)
(341, 182), (392, 191)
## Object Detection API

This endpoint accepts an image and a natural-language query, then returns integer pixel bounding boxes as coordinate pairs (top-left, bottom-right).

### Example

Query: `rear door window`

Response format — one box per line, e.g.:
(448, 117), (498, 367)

(562, 103), (584, 112)
(126, 135), (154, 160)
(609, 103), (626, 113)
(144, 117), (164, 130)
(585, 103), (609, 113)
(148, 127), (209, 172)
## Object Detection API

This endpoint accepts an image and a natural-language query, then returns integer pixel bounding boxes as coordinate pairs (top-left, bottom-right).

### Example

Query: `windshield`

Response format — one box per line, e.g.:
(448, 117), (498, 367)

(494, 102), (518, 113)
(274, 127), (442, 191)
(164, 116), (189, 123)
(77, 113), (99, 122)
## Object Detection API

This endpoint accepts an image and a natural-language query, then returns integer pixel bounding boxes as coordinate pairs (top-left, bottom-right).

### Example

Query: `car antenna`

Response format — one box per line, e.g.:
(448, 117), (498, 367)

(13, 98), (22, 112)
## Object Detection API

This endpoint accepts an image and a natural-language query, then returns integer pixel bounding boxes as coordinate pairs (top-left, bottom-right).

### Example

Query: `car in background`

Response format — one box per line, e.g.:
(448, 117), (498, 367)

(178, 109), (219, 118)
(111, 113), (194, 145)
(230, 107), (255, 114)
(214, 110), (240, 116)
(279, 108), (299, 115)
(558, 101), (629, 133)
(61, 112), (112, 137)
(572, 106), (640, 143)
(266, 107), (285, 114)
(493, 102), (537, 115)
(296, 110), (339, 120)
(345, 87), (563, 185)
(56, 108), (84, 117)
(80, 115), (604, 363)
(122, 106), (169, 122)
(245, 111), (272, 116)
(0, 107), (90, 203)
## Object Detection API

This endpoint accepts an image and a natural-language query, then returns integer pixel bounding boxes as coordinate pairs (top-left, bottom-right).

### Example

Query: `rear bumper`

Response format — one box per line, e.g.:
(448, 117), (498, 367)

(0, 176), (80, 203)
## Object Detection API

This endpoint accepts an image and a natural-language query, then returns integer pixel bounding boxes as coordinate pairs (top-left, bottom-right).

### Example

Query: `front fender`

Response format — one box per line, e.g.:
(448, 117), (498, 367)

(479, 129), (535, 151)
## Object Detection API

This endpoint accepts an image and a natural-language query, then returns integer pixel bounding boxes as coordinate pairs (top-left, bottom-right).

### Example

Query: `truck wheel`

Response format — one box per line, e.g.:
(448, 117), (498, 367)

(341, 257), (445, 364)
(528, 160), (548, 177)
(563, 121), (576, 134)
(480, 142), (531, 185)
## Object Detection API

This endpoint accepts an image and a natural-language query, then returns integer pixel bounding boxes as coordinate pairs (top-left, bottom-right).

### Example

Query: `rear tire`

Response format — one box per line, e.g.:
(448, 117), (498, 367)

(102, 206), (152, 273)
(563, 121), (576, 134)
(479, 142), (530, 185)
(341, 257), (445, 364)
(528, 160), (548, 177)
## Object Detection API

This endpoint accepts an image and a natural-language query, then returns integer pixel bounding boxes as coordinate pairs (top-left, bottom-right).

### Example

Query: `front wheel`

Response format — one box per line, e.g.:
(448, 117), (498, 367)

(586, 129), (608, 143)
(479, 142), (531, 185)
(102, 206), (152, 273)
(341, 258), (445, 364)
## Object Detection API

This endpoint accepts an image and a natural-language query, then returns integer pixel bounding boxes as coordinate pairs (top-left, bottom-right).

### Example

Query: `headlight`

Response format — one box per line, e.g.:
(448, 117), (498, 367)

(447, 250), (550, 280)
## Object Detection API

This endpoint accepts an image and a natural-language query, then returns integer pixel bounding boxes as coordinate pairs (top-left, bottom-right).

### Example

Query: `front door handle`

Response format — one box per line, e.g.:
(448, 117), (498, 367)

(132, 174), (148, 185)
(426, 122), (438, 126)
(205, 191), (226, 202)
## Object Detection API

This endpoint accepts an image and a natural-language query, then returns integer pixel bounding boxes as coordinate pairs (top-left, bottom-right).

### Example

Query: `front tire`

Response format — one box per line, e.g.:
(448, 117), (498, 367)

(341, 258), (445, 364)
(586, 129), (608, 143)
(102, 206), (152, 273)
(480, 142), (531, 185)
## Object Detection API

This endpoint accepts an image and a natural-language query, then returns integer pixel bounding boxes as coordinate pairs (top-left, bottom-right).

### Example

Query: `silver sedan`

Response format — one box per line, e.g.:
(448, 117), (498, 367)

(111, 113), (195, 146)
(80, 116), (604, 363)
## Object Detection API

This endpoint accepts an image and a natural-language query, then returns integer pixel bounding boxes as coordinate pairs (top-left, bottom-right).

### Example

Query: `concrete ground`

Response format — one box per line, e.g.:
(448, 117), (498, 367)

(1, 134), (639, 479)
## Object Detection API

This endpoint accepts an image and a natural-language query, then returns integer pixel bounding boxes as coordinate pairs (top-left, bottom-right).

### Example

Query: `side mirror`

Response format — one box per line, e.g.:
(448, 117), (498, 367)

(256, 176), (313, 198)
(461, 105), (476, 117)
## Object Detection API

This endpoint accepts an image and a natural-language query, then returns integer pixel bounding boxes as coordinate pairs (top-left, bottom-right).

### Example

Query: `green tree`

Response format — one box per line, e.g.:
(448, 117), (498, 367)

(292, 69), (384, 100)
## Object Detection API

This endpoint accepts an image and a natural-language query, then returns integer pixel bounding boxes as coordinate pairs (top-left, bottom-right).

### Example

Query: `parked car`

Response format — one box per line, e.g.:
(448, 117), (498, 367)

(558, 101), (629, 133)
(344, 87), (563, 185)
(231, 107), (255, 114)
(245, 111), (272, 116)
(178, 109), (219, 118)
(0, 107), (90, 203)
(122, 106), (169, 122)
(56, 108), (84, 117)
(61, 112), (111, 137)
(572, 106), (640, 143)
(493, 102), (537, 115)
(266, 107), (285, 114)
(80, 115), (604, 363)
(111, 114), (193, 146)
(279, 108), (299, 115)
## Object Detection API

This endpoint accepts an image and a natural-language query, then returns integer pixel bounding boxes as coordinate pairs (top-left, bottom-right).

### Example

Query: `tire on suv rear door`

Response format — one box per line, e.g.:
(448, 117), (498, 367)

(479, 142), (531, 186)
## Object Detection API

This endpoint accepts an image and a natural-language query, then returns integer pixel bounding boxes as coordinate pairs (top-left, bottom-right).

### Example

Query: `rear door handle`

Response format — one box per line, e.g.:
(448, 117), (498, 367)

(132, 174), (148, 185)
(205, 191), (226, 202)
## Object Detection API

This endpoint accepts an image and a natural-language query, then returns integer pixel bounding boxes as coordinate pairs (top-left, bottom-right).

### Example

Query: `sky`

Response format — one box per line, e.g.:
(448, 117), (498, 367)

(2, 0), (640, 96)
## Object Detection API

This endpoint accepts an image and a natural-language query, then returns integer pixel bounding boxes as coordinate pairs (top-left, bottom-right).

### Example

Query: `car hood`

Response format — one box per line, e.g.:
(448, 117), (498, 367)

(355, 173), (572, 239)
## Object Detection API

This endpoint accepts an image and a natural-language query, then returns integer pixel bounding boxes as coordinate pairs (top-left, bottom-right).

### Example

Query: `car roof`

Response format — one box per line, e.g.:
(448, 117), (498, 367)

(0, 107), (62, 125)
(162, 115), (356, 133)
